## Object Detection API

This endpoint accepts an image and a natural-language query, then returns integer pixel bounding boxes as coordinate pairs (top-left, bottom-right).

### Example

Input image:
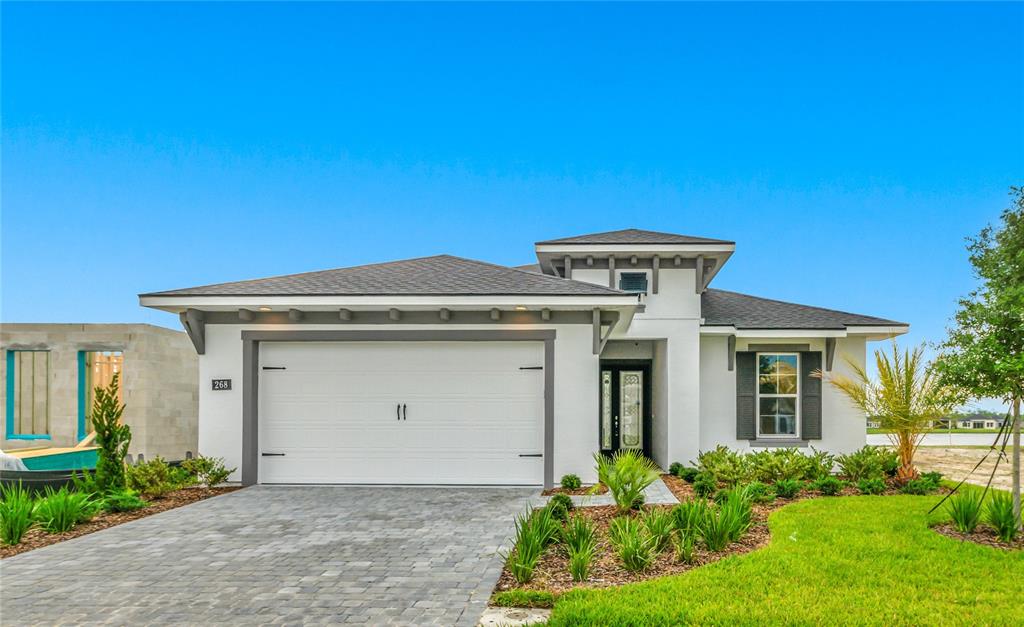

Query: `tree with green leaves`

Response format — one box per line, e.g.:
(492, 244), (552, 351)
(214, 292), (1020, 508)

(91, 373), (132, 492)
(935, 186), (1024, 528)
(824, 342), (954, 482)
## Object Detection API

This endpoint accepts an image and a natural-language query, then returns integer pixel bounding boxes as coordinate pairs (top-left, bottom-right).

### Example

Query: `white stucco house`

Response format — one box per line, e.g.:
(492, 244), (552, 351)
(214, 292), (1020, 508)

(139, 229), (907, 489)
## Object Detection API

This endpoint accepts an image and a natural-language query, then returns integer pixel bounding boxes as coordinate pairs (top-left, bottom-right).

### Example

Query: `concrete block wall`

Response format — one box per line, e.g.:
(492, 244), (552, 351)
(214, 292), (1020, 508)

(1, 324), (198, 460)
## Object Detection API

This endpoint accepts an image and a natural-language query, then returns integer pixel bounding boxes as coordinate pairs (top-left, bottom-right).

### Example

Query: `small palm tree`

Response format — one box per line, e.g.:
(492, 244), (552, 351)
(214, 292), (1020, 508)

(822, 342), (954, 482)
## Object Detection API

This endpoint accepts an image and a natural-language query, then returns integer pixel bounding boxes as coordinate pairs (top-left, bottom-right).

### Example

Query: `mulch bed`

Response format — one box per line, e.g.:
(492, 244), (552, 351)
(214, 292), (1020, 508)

(494, 500), (774, 595)
(498, 474), (958, 598)
(932, 523), (1024, 551)
(541, 484), (608, 497)
(0, 486), (241, 559)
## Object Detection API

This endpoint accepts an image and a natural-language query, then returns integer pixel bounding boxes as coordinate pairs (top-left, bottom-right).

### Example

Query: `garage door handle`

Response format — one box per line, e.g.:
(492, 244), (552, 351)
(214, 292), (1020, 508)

(397, 403), (401, 420)
(262, 366), (286, 371)
(402, 403), (407, 421)
(519, 453), (543, 458)
(261, 452), (285, 457)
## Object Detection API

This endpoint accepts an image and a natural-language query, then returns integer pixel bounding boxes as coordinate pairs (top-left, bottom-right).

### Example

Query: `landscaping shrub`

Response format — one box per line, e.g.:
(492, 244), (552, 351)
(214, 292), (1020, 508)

(91, 373), (132, 492)
(741, 481), (774, 504)
(561, 514), (598, 581)
(641, 508), (674, 553)
(803, 449), (836, 482)
(547, 493), (573, 521)
(560, 473), (582, 490)
(773, 479), (802, 499)
(857, 478), (887, 495)
(668, 462), (684, 477)
(492, 589), (556, 608)
(609, 516), (657, 572)
(34, 487), (98, 533)
(946, 490), (984, 534)
(697, 446), (752, 486)
(102, 488), (147, 513)
(692, 471), (717, 498)
(716, 488), (753, 540)
(594, 450), (660, 513)
(678, 467), (699, 483)
(181, 455), (234, 488)
(671, 499), (710, 536)
(561, 513), (596, 553)
(921, 471), (943, 488)
(672, 528), (697, 564)
(126, 456), (176, 498)
(700, 504), (742, 551)
(0, 483), (35, 545)
(748, 448), (812, 483)
(985, 492), (1020, 543)
(507, 506), (557, 584)
(169, 465), (198, 488)
(71, 470), (103, 495)
(811, 476), (846, 496)
(880, 449), (900, 477)
(836, 446), (889, 482)
(901, 478), (938, 495)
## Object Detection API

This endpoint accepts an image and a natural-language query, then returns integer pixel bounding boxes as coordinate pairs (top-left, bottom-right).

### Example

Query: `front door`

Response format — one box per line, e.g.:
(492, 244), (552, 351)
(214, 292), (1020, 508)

(599, 361), (652, 456)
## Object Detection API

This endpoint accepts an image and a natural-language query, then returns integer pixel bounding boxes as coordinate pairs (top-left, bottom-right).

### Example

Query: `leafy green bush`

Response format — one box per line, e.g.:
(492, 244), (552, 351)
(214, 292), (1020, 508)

(742, 481), (775, 504)
(985, 492), (1020, 543)
(0, 483), (35, 545)
(491, 589), (555, 608)
(102, 488), (147, 513)
(692, 471), (717, 498)
(836, 446), (890, 482)
(181, 455), (234, 488)
(90, 373), (131, 492)
(671, 499), (710, 536)
(672, 528), (697, 564)
(921, 471), (943, 487)
(594, 450), (660, 513)
(641, 508), (674, 553)
(700, 504), (744, 551)
(668, 462), (684, 477)
(126, 457), (176, 498)
(803, 449), (836, 482)
(856, 478), (886, 495)
(901, 478), (938, 495)
(34, 487), (98, 533)
(946, 490), (984, 534)
(506, 506), (558, 584)
(748, 448), (813, 483)
(773, 479), (801, 499)
(811, 476), (846, 496)
(678, 467), (699, 483)
(547, 493), (573, 521)
(609, 516), (657, 572)
(880, 449), (900, 476)
(716, 488), (753, 540)
(697, 446), (752, 486)
(560, 474), (582, 490)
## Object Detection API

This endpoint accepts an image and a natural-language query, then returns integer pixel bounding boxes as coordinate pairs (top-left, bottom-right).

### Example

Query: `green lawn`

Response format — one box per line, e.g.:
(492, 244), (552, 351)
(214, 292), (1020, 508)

(547, 496), (1023, 625)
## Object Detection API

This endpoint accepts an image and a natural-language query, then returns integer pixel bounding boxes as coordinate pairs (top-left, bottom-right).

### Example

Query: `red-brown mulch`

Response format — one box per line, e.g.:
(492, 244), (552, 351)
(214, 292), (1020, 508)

(0, 486), (241, 559)
(541, 484), (608, 497)
(494, 499), (774, 595)
(932, 523), (1024, 551)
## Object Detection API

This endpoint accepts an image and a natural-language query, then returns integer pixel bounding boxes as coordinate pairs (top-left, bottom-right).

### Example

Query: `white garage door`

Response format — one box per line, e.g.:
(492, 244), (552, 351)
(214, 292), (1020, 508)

(259, 341), (545, 485)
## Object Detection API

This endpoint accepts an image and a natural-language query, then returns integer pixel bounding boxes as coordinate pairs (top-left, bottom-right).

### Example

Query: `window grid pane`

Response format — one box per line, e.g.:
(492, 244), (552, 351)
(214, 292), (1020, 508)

(756, 353), (798, 437)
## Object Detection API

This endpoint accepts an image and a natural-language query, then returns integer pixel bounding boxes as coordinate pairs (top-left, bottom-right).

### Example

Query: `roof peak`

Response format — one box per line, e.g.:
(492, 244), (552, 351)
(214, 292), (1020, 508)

(536, 228), (734, 246)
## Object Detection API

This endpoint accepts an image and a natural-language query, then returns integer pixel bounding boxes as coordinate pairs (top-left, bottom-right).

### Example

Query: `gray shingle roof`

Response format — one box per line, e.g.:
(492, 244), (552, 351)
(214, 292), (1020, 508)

(536, 228), (734, 246)
(701, 289), (906, 329)
(142, 255), (629, 297)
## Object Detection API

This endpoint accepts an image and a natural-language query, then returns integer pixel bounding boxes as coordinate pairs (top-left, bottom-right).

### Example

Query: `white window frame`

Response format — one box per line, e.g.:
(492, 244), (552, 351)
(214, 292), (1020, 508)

(755, 352), (800, 439)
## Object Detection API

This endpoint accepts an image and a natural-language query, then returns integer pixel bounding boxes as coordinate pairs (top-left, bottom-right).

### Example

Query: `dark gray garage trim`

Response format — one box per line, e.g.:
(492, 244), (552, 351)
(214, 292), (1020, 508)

(240, 329), (557, 489)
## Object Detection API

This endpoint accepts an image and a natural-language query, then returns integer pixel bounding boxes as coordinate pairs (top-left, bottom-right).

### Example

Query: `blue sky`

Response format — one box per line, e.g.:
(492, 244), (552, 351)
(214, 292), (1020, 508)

(2, 3), (1022, 409)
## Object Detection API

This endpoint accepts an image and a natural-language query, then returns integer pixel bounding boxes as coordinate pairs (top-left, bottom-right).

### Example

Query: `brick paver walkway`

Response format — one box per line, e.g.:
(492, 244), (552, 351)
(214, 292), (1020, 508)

(1, 485), (535, 626)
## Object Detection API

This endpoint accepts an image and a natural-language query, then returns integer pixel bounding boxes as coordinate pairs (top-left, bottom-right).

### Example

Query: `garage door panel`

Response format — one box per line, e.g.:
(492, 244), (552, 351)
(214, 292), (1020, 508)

(259, 341), (544, 485)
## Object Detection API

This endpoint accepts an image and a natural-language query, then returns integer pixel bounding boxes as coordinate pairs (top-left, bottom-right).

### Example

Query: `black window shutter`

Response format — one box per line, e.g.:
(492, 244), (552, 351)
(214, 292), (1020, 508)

(736, 352), (756, 440)
(800, 351), (823, 440)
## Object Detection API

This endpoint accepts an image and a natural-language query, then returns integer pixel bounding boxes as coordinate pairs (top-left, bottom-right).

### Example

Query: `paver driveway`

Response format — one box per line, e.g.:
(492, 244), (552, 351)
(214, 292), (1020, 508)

(1, 486), (536, 626)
